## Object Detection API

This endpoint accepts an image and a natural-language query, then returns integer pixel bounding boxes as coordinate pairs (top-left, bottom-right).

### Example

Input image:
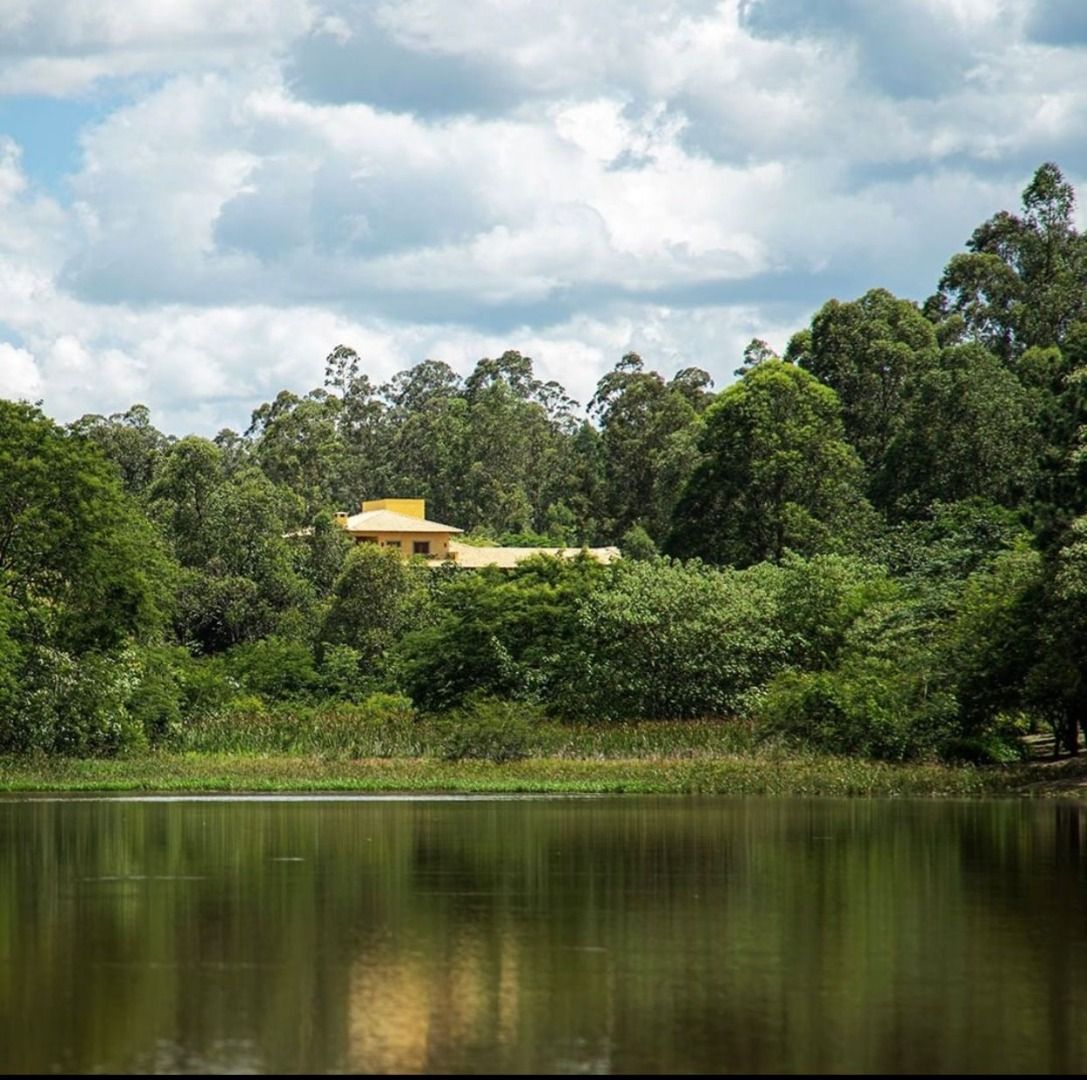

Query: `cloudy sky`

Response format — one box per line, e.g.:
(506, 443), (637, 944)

(1, 0), (1085, 434)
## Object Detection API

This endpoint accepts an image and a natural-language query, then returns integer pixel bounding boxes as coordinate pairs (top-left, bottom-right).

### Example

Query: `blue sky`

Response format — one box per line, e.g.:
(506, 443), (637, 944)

(0, 0), (1085, 433)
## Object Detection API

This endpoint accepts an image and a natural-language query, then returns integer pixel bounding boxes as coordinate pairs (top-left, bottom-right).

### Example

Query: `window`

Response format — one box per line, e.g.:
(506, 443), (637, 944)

(383, 540), (401, 549)
(413, 541), (430, 556)
(356, 536), (377, 544)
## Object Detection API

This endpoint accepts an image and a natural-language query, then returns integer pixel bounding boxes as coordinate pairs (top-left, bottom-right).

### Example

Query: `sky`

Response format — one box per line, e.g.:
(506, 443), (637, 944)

(0, 0), (1086, 435)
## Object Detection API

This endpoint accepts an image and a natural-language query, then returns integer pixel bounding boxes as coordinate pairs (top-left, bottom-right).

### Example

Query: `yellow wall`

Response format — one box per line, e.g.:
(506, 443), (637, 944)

(350, 530), (453, 559)
(361, 498), (426, 518)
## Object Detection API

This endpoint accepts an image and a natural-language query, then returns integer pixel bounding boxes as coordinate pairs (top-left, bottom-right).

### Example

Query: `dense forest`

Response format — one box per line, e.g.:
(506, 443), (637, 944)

(3, 162), (1087, 764)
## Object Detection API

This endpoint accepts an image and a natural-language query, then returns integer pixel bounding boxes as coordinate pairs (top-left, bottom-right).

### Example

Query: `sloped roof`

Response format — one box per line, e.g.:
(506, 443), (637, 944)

(447, 541), (620, 568)
(344, 508), (463, 534)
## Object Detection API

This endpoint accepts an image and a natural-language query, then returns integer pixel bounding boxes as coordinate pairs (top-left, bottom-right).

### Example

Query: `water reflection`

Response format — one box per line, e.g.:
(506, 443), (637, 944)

(0, 797), (1084, 1073)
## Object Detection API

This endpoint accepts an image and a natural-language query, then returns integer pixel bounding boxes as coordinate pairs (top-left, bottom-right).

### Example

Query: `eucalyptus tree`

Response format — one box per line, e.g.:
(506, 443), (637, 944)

(927, 162), (1087, 361)
(667, 361), (869, 566)
(879, 344), (1041, 514)
(589, 353), (712, 541)
(785, 288), (939, 483)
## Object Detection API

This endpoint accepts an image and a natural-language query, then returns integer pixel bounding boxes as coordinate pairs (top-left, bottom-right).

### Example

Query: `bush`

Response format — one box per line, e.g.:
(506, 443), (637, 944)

(758, 657), (957, 762)
(318, 643), (365, 700)
(556, 559), (789, 722)
(395, 556), (605, 712)
(223, 636), (320, 700)
(437, 698), (538, 763)
(940, 733), (1028, 765)
(5, 647), (146, 756)
(126, 646), (188, 745)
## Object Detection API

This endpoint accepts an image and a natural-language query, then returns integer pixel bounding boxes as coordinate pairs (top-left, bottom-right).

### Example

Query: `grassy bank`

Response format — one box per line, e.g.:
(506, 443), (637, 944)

(3, 748), (1082, 797)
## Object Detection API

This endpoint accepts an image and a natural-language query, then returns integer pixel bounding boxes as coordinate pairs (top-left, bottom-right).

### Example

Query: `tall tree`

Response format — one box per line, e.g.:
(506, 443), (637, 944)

(0, 400), (171, 653)
(68, 404), (170, 498)
(589, 353), (711, 541)
(927, 162), (1087, 361)
(879, 344), (1041, 514)
(786, 288), (938, 482)
(667, 361), (868, 566)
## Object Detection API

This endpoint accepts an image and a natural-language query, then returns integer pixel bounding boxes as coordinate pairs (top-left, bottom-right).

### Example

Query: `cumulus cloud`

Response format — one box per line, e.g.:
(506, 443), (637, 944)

(0, 0), (1084, 434)
(0, 1), (313, 96)
(0, 341), (42, 400)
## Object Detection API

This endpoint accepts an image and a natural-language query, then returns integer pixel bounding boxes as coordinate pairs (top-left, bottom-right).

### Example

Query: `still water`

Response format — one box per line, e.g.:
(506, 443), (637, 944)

(1, 795), (1085, 1074)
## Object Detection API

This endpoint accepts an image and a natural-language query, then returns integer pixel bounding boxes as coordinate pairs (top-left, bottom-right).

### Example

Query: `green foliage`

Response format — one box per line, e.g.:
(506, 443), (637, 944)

(940, 731), (1029, 765)
(928, 162), (1087, 361)
(880, 345), (1041, 511)
(223, 637), (321, 700)
(620, 524), (659, 561)
(558, 559), (789, 722)
(125, 645), (189, 745)
(320, 543), (431, 675)
(178, 694), (420, 757)
(667, 361), (871, 566)
(395, 555), (606, 711)
(2, 648), (146, 757)
(318, 643), (364, 699)
(589, 353), (712, 540)
(0, 400), (173, 653)
(945, 544), (1044, 733)
(789, 288), (938, 478)
(68, 404), (170, 497)
(759, 657), (958, 762)
(437, 698), (538, 763)
(772, 554), (900, 671)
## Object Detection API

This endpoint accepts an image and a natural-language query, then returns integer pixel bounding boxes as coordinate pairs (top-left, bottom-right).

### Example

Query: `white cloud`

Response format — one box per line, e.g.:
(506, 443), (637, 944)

(0, 0), (1085, 436)
(0, 1), (314, 96)
(0, 341), (42, 400)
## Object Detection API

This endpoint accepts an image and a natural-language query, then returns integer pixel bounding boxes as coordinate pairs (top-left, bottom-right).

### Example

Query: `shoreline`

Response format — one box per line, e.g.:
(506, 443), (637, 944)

(3, 752), (1085, 798)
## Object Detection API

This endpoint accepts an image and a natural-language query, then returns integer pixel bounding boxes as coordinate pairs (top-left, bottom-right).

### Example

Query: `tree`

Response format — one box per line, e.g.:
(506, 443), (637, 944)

(927, 162), (1087, 361)
(1023, 516), (1087, 755)
(667, 361), (869, 566)
(589, 353), (711, 541)
(148, 436), (224, 567)
(320, 544), (431, 676)
(247, 389), (344, 519)
(457, 351), (581, 534)
(0, 402), (174, 753)
(879, 344), (1041, 513)
(68, 404), (170, 497)
(0, 400), (171, 653)
(786, 288), (939, 481)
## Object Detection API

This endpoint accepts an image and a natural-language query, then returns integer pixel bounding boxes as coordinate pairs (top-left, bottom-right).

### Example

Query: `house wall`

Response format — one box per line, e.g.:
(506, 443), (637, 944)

(348, 530), (453, 559)
(361, 499), (426, 519)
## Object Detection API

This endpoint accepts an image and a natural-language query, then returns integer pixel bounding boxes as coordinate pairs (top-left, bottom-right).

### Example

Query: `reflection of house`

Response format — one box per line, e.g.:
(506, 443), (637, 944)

(336, 499), (461, 560)
(336, 498), (620, 567)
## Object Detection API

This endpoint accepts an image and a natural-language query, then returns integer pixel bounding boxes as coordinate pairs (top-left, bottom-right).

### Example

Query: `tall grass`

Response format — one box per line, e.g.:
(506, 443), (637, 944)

(175, 696), (759, 760)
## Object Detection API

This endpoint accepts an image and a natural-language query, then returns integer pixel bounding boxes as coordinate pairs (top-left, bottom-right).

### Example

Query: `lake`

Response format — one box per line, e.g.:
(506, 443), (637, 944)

(1, 795), (1085, 1074)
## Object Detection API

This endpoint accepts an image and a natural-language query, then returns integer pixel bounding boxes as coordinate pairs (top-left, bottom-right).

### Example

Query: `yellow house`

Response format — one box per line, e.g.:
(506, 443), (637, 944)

(337, 499), (461, 560)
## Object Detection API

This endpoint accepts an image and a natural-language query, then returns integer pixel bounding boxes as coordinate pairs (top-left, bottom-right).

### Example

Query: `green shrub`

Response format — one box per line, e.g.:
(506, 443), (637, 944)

(126, 646), (187, 745)
(940, 733), (1028, 765)
(6, 647), (146, 756)
(437, 698), (538, 763)
(223, 636), (320, 700)
(758, 657), (957, 762)
(318, 643), (364, 699)
(557, 559), (789, 722)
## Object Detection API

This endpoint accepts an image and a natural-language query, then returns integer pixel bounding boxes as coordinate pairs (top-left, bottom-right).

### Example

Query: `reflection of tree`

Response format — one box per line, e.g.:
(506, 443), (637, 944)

(1, 799), (1085, 1073)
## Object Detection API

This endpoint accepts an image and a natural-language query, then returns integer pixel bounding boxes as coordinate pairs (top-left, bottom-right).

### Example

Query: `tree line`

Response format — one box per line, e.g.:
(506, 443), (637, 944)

(3, 161), (1087, 762)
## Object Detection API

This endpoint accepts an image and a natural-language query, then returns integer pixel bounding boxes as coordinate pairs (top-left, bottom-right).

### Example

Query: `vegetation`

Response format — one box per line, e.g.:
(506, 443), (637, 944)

(5, 162), (1087, 783)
